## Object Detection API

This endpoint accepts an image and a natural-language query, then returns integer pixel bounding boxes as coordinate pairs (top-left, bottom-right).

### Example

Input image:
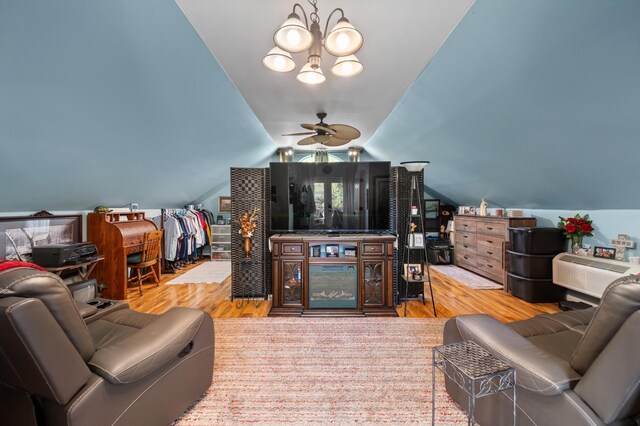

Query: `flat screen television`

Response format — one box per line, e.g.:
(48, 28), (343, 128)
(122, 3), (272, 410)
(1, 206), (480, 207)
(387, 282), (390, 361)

(270, 161), (390, 232)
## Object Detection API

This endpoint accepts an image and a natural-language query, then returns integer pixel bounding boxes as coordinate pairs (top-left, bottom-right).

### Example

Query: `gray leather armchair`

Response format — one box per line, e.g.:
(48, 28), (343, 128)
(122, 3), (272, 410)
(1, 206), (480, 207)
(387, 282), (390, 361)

(0, 266), (214, 425)
(444, 274), (640, 426)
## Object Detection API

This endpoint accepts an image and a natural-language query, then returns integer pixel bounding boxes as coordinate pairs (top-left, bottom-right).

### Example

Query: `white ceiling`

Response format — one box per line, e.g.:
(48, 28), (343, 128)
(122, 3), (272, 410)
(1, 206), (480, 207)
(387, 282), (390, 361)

(175, 0), (475, 151)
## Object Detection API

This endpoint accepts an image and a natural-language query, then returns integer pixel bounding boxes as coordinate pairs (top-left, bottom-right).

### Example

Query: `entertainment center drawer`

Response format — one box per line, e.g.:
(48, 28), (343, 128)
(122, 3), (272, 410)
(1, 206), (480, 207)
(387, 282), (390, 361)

(362, 243), (384, 255)
(281, 243), (303, 256)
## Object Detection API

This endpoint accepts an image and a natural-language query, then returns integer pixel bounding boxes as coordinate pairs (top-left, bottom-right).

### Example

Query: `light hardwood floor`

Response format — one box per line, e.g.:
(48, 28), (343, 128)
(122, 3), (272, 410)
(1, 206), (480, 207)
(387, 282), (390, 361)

(127, 260), (559, 322)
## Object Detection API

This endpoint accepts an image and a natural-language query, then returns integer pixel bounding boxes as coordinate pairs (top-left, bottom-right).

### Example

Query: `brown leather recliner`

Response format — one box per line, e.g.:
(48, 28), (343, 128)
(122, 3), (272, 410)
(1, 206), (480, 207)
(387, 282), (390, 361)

(444, 274), (640, 426)
(0, 267), (214, 425)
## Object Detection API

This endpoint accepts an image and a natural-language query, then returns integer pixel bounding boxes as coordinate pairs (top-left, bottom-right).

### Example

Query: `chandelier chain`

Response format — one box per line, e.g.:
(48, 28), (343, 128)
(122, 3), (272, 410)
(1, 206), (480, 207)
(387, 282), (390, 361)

(307, 0), (319, 23)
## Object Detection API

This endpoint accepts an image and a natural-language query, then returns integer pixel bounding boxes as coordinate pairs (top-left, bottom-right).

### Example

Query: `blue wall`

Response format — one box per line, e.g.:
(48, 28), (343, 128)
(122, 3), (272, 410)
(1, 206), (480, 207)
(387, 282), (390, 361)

(368, 0), (640, 209)
(0, 0), (274, 212)
(522, 209), (640, 259)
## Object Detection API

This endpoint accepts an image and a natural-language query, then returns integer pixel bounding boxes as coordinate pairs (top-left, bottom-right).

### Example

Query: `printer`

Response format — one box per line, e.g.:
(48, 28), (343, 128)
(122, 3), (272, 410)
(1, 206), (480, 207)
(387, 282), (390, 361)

(32, 242), (99, 267)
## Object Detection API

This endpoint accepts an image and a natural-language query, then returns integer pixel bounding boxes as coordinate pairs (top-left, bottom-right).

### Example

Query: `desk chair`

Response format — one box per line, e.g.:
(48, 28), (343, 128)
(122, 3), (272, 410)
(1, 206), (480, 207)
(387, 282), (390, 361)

(127, 230), (163, 295)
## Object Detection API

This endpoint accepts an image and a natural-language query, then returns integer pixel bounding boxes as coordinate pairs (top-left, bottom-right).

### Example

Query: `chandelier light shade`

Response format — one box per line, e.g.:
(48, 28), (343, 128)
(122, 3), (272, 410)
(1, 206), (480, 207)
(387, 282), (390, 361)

(296, 63), (326, 85)
(324, 18), (364, 57)
(274, 13), (314, 53)
(331, 54), (363, 77)
(400, 161), (430, 173)
(264, 1), (364, 84)
(262, 47), (296, 72)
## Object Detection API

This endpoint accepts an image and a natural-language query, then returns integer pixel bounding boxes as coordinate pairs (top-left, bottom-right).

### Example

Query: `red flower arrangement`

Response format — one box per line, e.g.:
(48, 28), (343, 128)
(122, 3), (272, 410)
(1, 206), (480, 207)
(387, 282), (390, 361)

(557, 214), (594, 249)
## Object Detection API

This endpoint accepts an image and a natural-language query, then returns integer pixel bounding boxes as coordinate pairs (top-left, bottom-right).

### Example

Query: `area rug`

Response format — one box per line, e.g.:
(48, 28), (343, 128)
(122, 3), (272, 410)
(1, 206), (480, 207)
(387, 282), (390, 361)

(176, 318), (468, 425)
(166, 261), (231, 285)
(431, 265), (503, 290)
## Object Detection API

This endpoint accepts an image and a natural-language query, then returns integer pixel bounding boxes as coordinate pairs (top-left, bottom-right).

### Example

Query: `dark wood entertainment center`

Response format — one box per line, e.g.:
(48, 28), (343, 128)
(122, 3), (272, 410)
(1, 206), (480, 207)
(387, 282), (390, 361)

(269, 234), (398, 317)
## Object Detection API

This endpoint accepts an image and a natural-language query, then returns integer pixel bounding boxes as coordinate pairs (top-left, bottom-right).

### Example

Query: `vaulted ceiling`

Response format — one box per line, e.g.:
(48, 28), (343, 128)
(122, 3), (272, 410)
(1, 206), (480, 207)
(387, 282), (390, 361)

(0, 0), (638, 212)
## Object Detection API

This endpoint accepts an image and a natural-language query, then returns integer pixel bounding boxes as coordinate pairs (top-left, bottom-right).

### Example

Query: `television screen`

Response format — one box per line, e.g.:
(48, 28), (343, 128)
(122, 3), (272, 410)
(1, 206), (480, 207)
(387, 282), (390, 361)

(270, 162), (390, 232)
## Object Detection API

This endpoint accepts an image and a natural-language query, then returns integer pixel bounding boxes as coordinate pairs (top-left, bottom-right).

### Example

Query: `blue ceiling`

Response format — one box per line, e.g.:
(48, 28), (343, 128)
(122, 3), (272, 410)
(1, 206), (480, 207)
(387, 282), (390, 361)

(1, 0), (639, 212)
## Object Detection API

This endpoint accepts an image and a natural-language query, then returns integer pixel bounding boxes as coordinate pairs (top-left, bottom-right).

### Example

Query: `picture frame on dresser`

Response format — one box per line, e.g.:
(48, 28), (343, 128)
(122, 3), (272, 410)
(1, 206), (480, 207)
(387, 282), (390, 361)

(0, 215), (82, 262)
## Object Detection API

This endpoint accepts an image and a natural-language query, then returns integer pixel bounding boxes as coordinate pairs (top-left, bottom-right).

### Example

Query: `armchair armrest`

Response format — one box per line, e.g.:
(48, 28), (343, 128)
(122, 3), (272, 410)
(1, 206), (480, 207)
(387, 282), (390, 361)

(453, 314), (581, 395)
(88, 308), (205, 384)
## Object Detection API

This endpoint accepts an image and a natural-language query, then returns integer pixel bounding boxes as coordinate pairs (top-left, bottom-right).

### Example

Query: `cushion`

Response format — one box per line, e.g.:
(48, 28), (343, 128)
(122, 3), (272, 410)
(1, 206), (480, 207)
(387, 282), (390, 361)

(570, 274), (640, 374)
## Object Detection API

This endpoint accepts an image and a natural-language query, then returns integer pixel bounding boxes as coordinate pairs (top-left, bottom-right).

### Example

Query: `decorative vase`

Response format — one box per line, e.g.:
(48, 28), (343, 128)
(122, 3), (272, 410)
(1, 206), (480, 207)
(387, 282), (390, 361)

(571, 235), (583, 254)
(243, 236), (252, 258)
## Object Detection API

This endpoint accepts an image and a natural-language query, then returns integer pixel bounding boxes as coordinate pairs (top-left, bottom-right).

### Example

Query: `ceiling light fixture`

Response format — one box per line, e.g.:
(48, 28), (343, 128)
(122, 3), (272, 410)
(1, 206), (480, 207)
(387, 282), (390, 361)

(263, 0), (364, 84)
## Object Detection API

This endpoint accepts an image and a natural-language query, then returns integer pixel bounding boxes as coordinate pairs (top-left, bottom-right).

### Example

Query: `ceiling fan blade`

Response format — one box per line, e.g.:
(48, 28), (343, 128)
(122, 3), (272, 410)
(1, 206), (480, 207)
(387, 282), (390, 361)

(301, 123), (316, 130)
(297, 136), (318, 145)
(312, 135), (331, 144)
(328, 124), (361, 141)
(323, 137), (350, 147)
(282, 131), (315, 136)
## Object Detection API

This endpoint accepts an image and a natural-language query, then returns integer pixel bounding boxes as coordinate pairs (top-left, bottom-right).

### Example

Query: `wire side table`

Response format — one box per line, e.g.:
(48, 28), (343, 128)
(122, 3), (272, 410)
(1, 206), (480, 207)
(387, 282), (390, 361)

(432, 341), (516, 426)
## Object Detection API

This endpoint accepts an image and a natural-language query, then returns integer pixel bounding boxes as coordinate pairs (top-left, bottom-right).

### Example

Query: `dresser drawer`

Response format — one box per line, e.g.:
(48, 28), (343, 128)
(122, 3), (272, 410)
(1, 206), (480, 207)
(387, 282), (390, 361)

(476, 255), (503, 277)
(281, 243), (303, 256)
(457, 231), (477, 247)
(456, 250), (477, 268)
(476, 244), (502, 262)
(458, 240), (476, 252)
(456, 218), (477, 233)
(362, 243), (384, 256)
(476, 234), (504, 251)
(476, 220), (508, 237)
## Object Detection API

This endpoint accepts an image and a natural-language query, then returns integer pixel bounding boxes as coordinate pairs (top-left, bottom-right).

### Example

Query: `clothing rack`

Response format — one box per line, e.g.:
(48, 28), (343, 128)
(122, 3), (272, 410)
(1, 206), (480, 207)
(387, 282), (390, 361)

(157, 207), (214, 274)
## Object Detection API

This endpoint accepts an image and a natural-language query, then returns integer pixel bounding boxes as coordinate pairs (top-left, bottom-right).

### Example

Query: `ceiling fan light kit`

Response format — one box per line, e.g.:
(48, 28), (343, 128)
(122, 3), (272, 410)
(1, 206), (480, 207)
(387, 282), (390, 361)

(263, 0), (364, 84)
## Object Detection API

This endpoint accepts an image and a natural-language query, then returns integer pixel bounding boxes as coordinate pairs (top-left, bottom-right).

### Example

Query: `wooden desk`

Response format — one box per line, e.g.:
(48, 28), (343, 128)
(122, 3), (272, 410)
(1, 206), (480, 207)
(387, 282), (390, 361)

(44, 255), (104, 280)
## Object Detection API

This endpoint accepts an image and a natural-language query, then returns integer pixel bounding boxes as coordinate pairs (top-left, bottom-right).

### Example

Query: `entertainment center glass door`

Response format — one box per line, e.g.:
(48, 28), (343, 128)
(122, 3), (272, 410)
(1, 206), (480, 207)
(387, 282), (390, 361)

(308, 263), (358, 309)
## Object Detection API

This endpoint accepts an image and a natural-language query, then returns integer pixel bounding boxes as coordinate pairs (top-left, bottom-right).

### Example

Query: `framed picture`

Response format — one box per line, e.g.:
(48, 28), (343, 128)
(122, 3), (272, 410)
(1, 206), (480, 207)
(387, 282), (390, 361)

(412, 233), (425, 248)
(218, 196), (232, 213)
(593, 246), (616, 259)
(325, 244), (339, 257)
(424, 199), (440, 219)
(403, 263), (422, 278)
(0, 215), (82, 262)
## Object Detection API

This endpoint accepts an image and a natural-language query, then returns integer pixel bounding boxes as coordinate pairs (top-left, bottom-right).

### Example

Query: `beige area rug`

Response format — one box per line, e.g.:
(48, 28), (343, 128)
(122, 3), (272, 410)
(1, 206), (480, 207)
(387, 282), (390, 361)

(176, 318), (468, 425)
(431, 265), (503, 290)
(166, 261), (231, 285)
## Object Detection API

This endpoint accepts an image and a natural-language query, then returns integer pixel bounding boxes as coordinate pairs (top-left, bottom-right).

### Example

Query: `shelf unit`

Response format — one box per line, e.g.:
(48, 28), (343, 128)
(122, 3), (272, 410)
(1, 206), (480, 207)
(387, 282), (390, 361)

(210, 224), (231, 261)
(400, 180), (436, 317)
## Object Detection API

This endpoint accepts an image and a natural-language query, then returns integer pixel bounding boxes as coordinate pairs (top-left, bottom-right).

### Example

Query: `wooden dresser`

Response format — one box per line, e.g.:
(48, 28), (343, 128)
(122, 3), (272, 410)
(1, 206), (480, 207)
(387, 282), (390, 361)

(454, 215), (536, 289)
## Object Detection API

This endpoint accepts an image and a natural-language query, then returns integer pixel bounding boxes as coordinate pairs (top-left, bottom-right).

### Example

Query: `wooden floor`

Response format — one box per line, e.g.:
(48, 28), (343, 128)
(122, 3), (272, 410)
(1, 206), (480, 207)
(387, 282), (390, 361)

(127, 260), (559, 323)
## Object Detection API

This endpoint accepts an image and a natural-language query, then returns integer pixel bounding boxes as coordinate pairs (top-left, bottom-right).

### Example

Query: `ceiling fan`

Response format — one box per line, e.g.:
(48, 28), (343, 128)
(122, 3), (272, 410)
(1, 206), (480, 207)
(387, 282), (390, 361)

(282, 112), (361, 147)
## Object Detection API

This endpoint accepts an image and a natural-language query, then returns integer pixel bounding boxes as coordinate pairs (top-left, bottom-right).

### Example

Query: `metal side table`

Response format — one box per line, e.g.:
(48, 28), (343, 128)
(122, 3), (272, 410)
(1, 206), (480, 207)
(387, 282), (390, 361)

(432, 341), (516, 426)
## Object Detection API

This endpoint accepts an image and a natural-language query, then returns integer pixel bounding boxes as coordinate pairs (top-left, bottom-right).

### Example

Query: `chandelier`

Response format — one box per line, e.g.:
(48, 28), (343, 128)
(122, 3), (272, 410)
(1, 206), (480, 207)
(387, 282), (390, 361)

(262, 0), (364, 84)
